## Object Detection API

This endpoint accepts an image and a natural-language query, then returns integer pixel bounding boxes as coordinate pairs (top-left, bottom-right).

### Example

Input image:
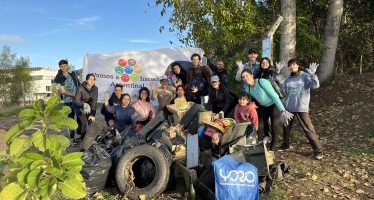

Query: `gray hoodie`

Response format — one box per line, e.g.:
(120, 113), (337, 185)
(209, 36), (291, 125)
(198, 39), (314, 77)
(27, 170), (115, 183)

(282, 71), (319, 112)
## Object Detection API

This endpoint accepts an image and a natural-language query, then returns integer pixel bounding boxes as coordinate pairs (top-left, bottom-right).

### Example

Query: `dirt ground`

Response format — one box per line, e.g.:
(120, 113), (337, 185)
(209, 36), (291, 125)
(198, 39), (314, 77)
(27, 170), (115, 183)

(1, 74), (373, 199)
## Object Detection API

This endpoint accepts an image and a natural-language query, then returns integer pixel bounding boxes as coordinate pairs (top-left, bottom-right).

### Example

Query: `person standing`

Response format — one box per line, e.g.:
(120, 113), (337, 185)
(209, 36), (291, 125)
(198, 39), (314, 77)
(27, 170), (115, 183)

(54, 59), (80, 139)
(150, 75), (176, 119)
(74, 74), (98, 143)
(235, 48), (261, 81)
(207, 57), (228, 87)
(186, 53), (212, 104)
(281, 58), (323, 160)
(241, 69), (293, 151)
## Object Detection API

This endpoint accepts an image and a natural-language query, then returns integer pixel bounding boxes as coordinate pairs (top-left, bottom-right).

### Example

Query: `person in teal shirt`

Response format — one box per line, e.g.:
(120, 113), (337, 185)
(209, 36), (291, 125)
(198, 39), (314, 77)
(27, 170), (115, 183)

(241, 69), (293, 150)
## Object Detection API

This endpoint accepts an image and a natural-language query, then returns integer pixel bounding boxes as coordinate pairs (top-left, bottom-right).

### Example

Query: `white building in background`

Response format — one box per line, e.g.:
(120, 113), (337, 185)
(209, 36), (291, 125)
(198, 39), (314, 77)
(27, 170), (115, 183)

(29, 67), (58, 100)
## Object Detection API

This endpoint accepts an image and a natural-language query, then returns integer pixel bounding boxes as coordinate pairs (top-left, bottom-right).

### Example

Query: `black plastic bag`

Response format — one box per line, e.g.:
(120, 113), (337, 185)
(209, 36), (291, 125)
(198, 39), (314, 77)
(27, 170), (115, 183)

(81, 144), (112, 196)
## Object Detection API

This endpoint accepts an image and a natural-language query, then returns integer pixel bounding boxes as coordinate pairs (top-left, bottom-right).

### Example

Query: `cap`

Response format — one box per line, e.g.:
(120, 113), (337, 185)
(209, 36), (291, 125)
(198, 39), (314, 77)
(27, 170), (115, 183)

(211, 75), (220, 83)
(159, 75), (168, 81)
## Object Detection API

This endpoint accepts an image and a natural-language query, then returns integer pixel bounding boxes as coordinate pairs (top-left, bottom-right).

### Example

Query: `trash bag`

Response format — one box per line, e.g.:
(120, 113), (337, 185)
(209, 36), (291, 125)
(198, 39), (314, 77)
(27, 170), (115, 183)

(109, 130), (146, 165)
(81, 144), (112, 196)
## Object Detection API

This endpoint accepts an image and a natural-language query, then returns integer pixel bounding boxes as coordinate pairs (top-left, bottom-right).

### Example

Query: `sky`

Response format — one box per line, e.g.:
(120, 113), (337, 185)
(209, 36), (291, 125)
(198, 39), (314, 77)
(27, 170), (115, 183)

(0, 0), (181, 68)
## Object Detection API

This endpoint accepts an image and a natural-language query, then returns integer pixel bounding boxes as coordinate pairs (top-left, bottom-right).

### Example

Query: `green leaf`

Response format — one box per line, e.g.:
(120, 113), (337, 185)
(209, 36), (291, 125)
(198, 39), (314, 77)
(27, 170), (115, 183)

(27, 168), (42, 190)
(16, 190), (29, 200)
(18, 109), (35, 120)
(32, 130), (46, 152)
(45, 96), (60, 112)
(59, 106), (72, 116)
(47, 135), (70, 153)
(51, 157), (62, 169)
(57, 118), (78, 130)
(63, 167), (84, 181)
(47, 124), (60, 132)
(14, 156), (34, 166)
(0, 183), (24, 200)
(44, 167), (62, 176)
(58, 178), (86, 199)
(61, 152), (84, 168)
(5, 123), (26, 144)
(17, 168), (30, 184)
(24, 152), (44, 161)
(33, 99), (45, 112)
(30, 160), (47, 169)
(9, 138), (30, 157)
(18, 119), (34, 129)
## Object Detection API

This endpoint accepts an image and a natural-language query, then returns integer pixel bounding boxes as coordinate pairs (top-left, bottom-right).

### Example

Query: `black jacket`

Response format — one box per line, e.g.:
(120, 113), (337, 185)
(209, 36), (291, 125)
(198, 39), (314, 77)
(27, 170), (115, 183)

(206, 86), (237, 115)
(54, 70), (80, 87)
(74, 81), (98, 116)
(255, 67), (280, 84)
(101, 93), (122, 121)
(207, 59), (228, 87)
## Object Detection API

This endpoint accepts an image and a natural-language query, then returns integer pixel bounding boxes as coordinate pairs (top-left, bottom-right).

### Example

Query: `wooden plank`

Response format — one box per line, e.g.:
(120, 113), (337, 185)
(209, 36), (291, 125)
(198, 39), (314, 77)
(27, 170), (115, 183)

(186, 134), (199, 168)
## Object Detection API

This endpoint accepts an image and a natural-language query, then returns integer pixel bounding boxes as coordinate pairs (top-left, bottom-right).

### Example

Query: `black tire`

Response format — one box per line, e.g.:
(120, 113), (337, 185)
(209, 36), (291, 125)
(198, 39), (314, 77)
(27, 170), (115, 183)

(115, 144), (170, 199)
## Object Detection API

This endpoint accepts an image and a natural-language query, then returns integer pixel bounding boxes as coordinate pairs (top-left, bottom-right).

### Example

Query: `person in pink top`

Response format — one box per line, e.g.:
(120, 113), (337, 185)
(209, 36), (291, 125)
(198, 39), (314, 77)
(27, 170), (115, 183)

(234, 92), (259, 130)
(132, 87), (156, 132)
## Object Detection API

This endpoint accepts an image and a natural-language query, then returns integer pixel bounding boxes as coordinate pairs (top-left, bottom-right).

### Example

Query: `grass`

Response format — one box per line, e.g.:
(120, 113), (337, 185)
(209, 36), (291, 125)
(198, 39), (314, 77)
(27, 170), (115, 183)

(0, 105), (25, 119)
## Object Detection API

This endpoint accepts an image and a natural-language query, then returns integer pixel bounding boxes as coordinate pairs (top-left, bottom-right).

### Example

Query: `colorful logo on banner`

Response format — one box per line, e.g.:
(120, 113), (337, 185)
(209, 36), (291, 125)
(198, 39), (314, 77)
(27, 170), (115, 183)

(114, 58), (143, 83)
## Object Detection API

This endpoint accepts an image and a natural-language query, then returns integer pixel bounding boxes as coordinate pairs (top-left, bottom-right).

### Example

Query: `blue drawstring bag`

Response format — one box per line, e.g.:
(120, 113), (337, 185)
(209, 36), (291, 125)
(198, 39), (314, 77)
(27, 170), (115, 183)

(213, 155), (259, 200)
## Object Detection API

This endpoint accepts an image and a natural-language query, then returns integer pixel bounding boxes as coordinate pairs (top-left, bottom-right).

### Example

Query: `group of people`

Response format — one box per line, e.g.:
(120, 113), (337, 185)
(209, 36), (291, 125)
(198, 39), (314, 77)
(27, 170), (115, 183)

(54, 48), (323, 159)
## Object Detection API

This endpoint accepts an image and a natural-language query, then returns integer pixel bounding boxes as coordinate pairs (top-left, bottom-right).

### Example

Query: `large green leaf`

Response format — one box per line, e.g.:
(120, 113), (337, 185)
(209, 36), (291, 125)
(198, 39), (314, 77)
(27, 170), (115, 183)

(0, 183), (24, 200)
(9, 138), (30, 157)
(45, 96), (60, 112)
(18, 109), (35, 120)
(63, 167), (84, 181)
(14, 156), (34, 166)
(33, 99), (45, 112)
(24, 152), (44, 161)
(18, 119), (34, 130)
(58, 178), (86, 199)
(57, 118), (78, 130)
(44, 167), (62, 177)
(61, 152), (84, 168)
(17, 168), (30, 184)
(16, 190), (29, 200)
(5, 123), (26, 144)
(59, 106), (72, 116)
(32, 130), (46, 152)
(30, 160), (47, 169)
(27, 168), (42, 190)
(47, 135), (70, 153)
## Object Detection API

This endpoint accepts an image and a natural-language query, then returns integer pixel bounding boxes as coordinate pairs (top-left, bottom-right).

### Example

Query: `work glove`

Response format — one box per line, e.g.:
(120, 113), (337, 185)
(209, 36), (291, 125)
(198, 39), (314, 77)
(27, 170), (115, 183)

(275, 61), (286, 74)
(236, 60), (244, 70)
(103, 90), (110, 106)
(83, 103), (91, 114)
(306, 63), (319, 74)
(280, 110), (294, 126)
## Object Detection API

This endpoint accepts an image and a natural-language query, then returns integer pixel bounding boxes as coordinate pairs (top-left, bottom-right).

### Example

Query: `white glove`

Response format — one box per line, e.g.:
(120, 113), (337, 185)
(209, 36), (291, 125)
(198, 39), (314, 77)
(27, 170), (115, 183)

(306, 63), (319, 74)
(83, 103), (91, 114)
(280, 110), (294, 126)
(275, 61), (286, 74)
(103, 91), (110, 106)
(236, 60), (244, 69)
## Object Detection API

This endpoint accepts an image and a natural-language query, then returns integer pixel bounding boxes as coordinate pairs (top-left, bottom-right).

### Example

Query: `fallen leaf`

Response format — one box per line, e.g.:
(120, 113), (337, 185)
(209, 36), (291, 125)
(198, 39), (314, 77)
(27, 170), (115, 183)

(356, 189), (365, 194)
(311, 175), (318, 181)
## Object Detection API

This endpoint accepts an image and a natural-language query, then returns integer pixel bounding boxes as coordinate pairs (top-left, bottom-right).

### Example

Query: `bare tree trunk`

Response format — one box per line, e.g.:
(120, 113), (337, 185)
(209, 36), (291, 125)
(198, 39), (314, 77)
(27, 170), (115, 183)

(318, 0), (344, 82)
(279, 0), (296, 68)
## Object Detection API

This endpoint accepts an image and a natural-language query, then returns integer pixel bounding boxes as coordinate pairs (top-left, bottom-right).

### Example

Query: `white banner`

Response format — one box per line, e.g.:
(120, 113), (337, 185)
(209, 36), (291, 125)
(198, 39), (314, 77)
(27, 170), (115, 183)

(82, 47), (204, 104)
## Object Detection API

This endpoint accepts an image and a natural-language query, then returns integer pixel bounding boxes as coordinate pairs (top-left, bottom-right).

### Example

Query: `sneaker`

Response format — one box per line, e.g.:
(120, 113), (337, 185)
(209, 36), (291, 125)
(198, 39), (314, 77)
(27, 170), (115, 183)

(313, 152), (323, 160)
(277, 145), (292, 152)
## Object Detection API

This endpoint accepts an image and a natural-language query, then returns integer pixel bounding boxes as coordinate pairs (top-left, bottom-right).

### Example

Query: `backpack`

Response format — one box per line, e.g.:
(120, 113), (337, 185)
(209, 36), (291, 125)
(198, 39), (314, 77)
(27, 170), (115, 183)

(258, 78), (285, 99)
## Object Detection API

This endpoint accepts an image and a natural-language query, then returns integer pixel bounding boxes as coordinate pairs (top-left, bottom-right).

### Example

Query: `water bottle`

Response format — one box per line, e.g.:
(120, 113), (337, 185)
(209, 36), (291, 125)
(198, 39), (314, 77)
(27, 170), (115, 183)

(188, 174), (196, 200)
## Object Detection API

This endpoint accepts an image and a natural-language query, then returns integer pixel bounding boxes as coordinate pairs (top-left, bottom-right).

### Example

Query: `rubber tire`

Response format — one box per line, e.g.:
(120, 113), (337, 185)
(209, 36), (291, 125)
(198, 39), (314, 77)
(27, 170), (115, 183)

(115, 144), (170, 199)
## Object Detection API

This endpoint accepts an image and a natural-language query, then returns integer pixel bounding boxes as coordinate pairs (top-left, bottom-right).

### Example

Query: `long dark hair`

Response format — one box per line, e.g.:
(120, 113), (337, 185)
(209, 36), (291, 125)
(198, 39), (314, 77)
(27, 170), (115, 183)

(138, 87), (150, 102)
(171, 62), (186, 75)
